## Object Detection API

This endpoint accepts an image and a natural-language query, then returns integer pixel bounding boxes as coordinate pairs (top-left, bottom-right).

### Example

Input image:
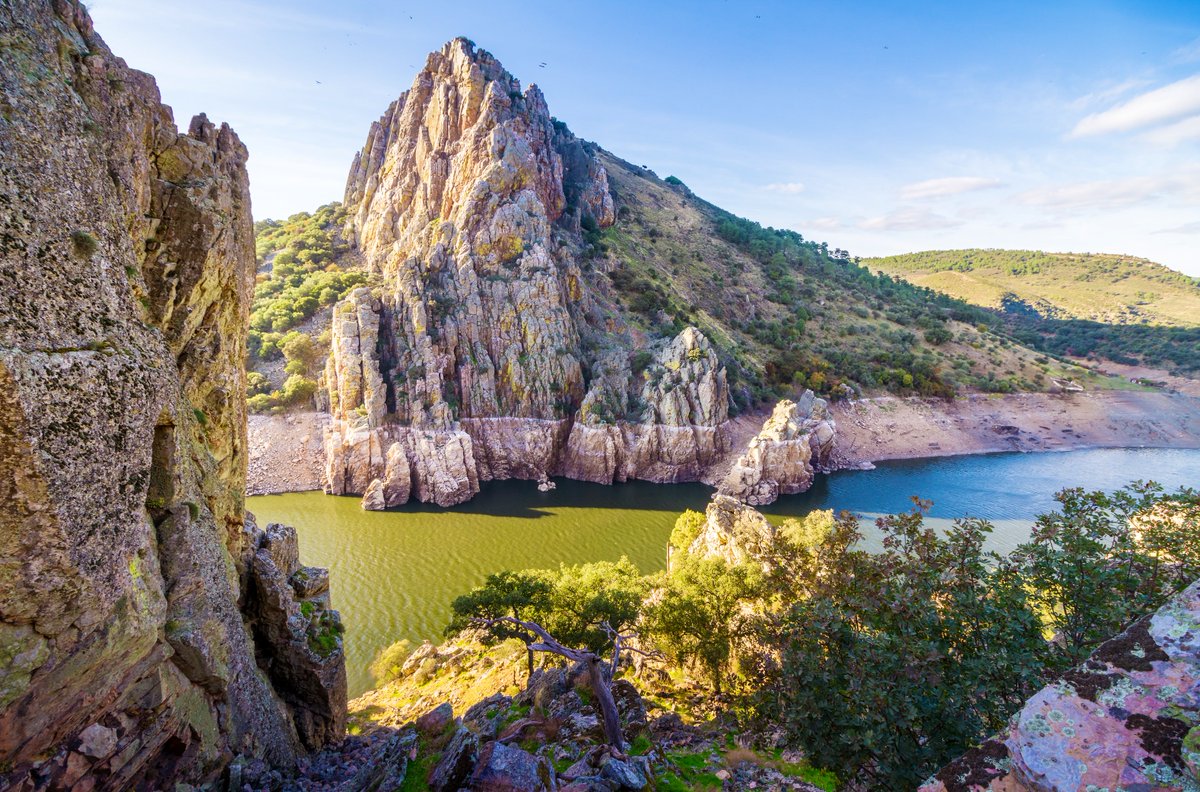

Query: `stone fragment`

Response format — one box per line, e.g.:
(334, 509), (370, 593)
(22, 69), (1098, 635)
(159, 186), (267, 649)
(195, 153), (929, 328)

(469, 740), (557, 791)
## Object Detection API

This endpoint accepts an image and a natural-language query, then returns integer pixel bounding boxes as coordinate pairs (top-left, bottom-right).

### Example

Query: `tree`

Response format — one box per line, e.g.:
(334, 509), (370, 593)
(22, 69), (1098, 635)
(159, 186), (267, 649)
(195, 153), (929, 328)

(446, 570), (552, 676)
(645, 554), (762, 694)
(1011, 482), (1200, 670)
(765, 505), (1046, 789)
(477, 616), (647, 752)
(542, 559), (647, 656)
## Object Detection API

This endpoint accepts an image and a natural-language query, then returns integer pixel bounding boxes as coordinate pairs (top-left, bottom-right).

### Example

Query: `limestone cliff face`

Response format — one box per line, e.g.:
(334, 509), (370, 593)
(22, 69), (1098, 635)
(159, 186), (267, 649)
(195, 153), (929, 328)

(718, 390), (835, 505)
(921, 578), (1200, 791)
(324, 39), (734, 508)
(0, 2), (344, 787)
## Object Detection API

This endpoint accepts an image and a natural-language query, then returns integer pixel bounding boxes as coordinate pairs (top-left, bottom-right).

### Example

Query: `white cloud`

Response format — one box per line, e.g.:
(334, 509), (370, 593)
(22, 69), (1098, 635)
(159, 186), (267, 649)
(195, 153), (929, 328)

(1154, 220), (1200, 235)
(1141, 114), (1200, 146)
(763, 182), (805, 194)
(1070, 78), (1152, 110)
(900, 176), (1003, 200)
(807, 216), (841, 231)
(1018, 170), (1200, 212)
(1070, 74), (1200, 138)
(859, 207), (961, 231)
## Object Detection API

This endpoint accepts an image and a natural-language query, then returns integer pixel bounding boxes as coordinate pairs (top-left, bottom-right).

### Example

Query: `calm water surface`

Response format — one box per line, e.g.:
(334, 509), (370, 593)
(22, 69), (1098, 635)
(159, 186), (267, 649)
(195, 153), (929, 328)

(248, 448), (1199, 695)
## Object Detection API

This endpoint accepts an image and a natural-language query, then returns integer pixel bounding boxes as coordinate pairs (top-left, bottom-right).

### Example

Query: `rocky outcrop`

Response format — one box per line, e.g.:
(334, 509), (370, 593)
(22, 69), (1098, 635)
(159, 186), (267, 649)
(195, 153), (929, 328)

(323, 39), (735, 509)
(0, 2), (344, 787)
(686, 495), (778, 568)
(921, 578), (1200, 792)
(718, 390), (835, 505)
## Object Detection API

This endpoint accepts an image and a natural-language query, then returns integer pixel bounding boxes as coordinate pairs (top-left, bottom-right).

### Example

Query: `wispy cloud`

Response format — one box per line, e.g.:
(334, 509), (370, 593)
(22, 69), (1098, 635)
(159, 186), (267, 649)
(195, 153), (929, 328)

(807, 216), (841, 231)
(1154, 220), (1200, 235)
(1141, 114), (1200, 147)
(1070, 74), (1200, 138)
(900, 176), (1003, 200)
(1070, 78), (1152, 110)
(859, 207), (961, 231)
(763, 182), (805, 194)
(1174, 36), (1200, 65)
(1018, 170), (1200, 212)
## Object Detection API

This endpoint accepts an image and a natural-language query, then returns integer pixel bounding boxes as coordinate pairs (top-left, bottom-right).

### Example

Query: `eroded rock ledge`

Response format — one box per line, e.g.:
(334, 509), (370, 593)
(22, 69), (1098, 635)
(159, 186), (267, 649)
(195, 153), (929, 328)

(0, 2), (344, 787)
(718, 390), (835, 506)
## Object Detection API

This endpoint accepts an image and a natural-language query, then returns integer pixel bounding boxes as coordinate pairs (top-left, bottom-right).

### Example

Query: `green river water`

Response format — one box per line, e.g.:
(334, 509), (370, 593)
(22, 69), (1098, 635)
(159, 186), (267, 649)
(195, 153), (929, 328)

(248, 447), (1200, 695)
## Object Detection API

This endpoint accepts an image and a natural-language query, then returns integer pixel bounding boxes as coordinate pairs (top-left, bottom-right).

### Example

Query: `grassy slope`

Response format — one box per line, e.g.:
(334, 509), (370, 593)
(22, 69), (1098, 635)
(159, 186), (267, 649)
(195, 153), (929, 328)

(591, 157), (1108, 401)
(864, 249), (1200, 328)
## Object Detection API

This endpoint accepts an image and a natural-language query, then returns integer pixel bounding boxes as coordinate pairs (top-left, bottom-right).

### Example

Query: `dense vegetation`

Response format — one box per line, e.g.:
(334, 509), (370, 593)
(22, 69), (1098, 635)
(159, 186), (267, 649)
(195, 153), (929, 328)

(869, 249), (1200, 375)
(247, 203), (369, 412)
(442, 483), (1200, 789)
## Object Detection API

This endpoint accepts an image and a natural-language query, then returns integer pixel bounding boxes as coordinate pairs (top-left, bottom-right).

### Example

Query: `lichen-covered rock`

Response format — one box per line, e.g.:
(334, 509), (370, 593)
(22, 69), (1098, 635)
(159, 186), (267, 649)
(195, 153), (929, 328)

(718, 390), (836, 505)
(324, 39), (735, 508)
(921, 578), (1200, 791)
(0, 1), (344, 786)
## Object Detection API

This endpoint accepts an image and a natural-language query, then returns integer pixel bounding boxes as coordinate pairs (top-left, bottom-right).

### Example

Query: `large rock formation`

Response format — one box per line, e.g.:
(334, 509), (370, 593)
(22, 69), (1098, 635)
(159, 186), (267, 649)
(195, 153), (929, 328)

(921, 578), (1200, 791)
(684, 495), (779, 568)
(323, 39), (735, 508)
(718, 390), (835, 505)
(0, 2), (344, 787)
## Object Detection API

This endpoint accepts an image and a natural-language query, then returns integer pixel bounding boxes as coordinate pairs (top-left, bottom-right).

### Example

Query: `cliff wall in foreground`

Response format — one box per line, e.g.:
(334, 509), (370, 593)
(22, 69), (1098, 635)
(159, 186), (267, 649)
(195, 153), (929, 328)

(0, 2), (344, 787)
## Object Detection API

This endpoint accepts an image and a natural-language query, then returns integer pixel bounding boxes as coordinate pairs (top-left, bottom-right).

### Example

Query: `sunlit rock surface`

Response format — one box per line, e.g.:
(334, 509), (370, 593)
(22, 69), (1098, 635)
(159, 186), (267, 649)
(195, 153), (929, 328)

(718, 390), (835, 505)
(323, 39), (738, 508)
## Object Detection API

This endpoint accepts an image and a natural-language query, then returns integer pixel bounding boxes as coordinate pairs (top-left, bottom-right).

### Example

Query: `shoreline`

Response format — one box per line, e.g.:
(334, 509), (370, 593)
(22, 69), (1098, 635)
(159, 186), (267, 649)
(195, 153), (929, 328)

(246, 389), (1200, 497)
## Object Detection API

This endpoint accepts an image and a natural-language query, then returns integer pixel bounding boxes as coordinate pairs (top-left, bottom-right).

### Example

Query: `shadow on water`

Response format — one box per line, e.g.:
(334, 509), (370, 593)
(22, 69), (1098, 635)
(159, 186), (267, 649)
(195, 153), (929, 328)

(372, 476), (716, 519)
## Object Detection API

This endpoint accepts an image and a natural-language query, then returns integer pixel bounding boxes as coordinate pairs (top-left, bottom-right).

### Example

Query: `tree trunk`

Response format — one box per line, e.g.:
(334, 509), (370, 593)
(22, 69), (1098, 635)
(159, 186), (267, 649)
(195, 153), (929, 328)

(587, 657), (625, 752)
(526, 644), (534, 678)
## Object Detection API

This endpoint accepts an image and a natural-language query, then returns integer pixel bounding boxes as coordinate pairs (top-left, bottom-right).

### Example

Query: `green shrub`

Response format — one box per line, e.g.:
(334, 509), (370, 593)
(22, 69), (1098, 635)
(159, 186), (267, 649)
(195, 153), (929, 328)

(369, 639), (415, 686)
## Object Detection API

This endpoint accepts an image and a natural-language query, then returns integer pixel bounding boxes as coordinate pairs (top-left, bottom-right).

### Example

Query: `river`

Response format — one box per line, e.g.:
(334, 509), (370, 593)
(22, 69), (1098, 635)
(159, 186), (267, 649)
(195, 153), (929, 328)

(248, 447), (1200, 696)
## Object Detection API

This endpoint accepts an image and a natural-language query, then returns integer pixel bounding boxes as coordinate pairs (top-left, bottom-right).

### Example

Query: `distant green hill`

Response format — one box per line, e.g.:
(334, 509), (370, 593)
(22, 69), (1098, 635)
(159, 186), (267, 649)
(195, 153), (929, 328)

(865, 249), (1200, 328)
(864, 250), (1200, 374)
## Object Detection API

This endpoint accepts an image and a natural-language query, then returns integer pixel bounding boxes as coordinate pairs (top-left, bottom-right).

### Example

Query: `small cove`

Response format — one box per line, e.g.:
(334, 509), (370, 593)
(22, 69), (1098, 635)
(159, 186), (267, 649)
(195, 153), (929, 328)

(248, 447), (1200, 696)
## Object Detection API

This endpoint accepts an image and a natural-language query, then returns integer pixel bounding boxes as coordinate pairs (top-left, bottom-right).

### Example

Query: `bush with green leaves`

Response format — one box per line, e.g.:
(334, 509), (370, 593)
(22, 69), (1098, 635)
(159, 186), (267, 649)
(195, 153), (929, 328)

(759, 483), (1200, 789)
(369, 639), (415, 686)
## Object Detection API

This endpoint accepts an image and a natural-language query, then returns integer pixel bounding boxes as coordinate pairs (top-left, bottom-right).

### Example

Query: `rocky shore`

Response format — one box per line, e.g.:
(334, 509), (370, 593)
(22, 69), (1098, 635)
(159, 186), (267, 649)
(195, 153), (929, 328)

(247, 388), (1200, 497)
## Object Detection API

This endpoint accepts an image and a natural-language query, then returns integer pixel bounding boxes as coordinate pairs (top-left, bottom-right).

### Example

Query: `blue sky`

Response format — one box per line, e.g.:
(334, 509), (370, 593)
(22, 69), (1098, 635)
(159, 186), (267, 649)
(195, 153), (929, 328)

(89, 0), (1200, 275)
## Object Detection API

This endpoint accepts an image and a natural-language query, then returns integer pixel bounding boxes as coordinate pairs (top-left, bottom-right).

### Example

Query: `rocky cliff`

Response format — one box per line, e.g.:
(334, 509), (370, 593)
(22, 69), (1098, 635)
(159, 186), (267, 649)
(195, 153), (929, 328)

(718, 390), (835, 505)
(921, 578), (1200, 791)
(0, 2), (344, 787)
(323, 39), (738, 508)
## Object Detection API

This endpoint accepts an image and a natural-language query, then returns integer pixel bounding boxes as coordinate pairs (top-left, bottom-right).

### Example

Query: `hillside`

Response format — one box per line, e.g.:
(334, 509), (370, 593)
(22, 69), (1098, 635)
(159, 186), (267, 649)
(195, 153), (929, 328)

(245, 39), (1132, 510)
(247, 70), (1107, 420)
(865, 249), (1200, 327)
(867, 249), (1200, 375)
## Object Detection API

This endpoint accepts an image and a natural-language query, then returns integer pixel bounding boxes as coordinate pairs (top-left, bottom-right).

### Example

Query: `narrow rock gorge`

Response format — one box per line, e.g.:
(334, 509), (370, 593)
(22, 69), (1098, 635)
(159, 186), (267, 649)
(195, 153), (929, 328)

(322, 39), (766, 509)
(0, 2), (345, 787)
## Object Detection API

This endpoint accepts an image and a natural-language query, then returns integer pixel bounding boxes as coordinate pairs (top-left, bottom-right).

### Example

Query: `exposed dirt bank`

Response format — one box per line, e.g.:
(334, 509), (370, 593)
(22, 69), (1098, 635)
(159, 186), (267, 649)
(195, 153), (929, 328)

(248, 412), (329, 495)
(830, 390), (1200, 468)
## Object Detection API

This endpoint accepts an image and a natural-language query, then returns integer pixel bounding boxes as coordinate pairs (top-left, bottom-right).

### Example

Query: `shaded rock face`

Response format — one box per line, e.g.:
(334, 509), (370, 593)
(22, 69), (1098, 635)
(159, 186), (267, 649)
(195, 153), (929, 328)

(718, 390), (835, 505)
(0, 2), (344, 787)
(921, 578), (1200, 792)
(324, 39), (732, 508)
